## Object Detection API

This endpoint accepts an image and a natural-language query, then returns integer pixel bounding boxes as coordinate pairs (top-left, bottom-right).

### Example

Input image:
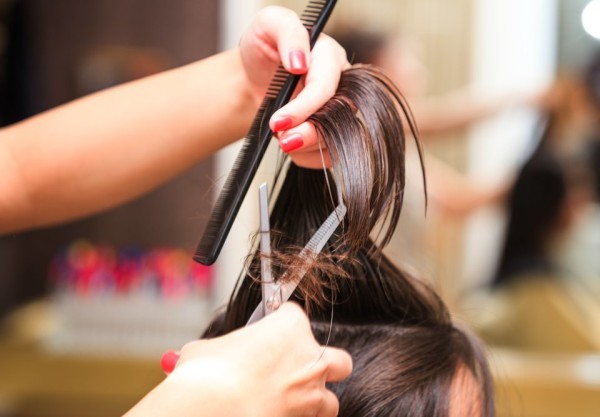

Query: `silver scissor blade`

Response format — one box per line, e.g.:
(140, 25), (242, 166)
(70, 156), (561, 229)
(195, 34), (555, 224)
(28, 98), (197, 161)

(246, 202), (346, 325)
(259, 183), (276, 316)
(278, 203), (346, 302)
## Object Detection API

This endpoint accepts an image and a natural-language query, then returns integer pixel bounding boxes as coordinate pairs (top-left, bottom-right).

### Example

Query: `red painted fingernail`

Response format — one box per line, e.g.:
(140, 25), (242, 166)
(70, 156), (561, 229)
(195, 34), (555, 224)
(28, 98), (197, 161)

(289, 50), (307, 72)
(272, 116), (293, 132)
(280, 134), (304, 153)
(160, 350), (180, 374)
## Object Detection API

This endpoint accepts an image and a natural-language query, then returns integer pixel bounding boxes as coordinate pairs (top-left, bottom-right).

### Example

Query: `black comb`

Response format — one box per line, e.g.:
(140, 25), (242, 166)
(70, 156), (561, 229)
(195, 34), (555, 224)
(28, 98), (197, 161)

(194, 0), (338, 265)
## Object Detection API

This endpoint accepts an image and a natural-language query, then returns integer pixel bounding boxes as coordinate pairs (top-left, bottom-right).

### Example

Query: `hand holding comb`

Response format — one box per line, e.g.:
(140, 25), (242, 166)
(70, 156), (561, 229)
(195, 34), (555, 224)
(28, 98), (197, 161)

(194, 0), (338, 265)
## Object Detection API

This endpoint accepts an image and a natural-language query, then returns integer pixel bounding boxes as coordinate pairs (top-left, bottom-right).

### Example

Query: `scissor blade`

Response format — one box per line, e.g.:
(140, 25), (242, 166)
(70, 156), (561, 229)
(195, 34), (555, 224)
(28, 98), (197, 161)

(259, 183), (275, 317)
(246, 202), (346, 325)
(278, 203), (346, 303)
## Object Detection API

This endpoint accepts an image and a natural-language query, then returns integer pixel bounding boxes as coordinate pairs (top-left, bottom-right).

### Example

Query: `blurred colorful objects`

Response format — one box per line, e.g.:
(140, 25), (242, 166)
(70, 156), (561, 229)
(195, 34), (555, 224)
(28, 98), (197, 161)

(45, 241), (215, 357)
(48, 240), (213, 299)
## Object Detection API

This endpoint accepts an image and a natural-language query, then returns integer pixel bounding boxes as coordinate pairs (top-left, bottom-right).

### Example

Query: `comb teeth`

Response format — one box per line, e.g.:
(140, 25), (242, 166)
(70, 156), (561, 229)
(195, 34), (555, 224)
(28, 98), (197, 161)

(301, 0), (328, 25)
(246, 104), (270, 142)
(266, 67), (291, 98)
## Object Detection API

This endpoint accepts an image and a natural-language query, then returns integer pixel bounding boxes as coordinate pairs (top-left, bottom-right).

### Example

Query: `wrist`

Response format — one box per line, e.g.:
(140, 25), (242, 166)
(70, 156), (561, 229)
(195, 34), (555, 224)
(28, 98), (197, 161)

(168, 357), (251, 417)
(228, 47), (262, 136)
(180, 48), (261, 152)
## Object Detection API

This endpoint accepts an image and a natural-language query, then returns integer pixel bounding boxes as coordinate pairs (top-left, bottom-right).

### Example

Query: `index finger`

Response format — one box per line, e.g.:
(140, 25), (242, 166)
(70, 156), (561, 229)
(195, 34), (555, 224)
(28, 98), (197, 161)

(270, 34), (350, 132)
(251, 6), (311, 74)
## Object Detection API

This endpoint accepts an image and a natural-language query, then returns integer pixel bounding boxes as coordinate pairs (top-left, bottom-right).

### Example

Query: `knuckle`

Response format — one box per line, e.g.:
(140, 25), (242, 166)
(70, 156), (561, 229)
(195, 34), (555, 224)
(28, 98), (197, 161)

(179, 339), (205, 356)
(318, 34), (350, 66)
(270, 6), (299, 25)
(256, 6), (299, 35)
(331, 398), (340, 417)
(179, 341), (195, 354)
(322, 83), (337, 98)
(314, 360), (329, 376)
(307, 389), (326, 411)
(259, 5), (284, 18)
(275, 303), (305, 333)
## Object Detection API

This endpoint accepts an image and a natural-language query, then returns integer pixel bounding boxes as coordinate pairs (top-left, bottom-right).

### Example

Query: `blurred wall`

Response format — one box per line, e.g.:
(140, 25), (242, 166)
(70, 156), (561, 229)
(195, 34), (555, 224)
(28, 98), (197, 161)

(558, 0), (600, 72)
(265, 0), (473, 95)
(464, 0), (560, 291)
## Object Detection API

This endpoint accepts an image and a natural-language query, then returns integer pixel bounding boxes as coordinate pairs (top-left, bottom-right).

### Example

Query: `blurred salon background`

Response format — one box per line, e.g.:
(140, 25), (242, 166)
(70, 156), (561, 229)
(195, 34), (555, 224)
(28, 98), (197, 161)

(1, 0), (599, 416)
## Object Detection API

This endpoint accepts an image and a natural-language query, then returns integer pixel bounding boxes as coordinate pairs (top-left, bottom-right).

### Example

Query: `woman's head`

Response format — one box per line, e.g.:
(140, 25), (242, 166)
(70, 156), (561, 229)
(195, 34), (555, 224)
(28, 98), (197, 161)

(311, 321), (492, 417)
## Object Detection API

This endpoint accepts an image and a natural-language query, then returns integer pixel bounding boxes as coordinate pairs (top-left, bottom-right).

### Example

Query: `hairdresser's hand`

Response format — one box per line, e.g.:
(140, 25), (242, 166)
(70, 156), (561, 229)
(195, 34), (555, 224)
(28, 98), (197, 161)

(240, 6), (350, 169)
(125, 303), (352, 417)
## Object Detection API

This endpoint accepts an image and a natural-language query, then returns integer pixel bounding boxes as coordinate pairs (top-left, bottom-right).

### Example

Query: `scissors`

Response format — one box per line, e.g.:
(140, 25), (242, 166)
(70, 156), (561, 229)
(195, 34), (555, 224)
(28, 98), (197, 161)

(246, 182), (346, 325)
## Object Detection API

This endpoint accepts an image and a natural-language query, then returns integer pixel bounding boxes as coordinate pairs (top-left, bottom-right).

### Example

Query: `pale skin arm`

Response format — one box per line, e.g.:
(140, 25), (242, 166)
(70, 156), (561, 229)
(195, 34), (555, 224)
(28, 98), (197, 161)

(0, 50), (253, 233)
(425, 154), (509, 216)
(412, 87), (538, 139)
(0, 6), (348, 234)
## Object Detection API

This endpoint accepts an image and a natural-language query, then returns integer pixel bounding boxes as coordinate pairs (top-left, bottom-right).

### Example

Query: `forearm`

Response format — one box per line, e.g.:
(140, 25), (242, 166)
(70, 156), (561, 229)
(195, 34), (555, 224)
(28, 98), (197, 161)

(123, 373), (242, 417)
(413, 88), (517, 138)
(426, 155), (507, 216)
(0, 48), (257, 233)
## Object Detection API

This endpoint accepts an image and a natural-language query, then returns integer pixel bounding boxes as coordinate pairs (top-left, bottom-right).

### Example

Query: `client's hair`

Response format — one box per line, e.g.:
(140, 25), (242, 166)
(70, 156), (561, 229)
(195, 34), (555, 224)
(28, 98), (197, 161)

(204, 65), (494, 417)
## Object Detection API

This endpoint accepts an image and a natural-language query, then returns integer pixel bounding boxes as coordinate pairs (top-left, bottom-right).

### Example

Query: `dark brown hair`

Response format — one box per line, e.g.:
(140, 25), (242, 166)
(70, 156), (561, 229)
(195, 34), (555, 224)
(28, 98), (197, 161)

(204, 65), (494, 417)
